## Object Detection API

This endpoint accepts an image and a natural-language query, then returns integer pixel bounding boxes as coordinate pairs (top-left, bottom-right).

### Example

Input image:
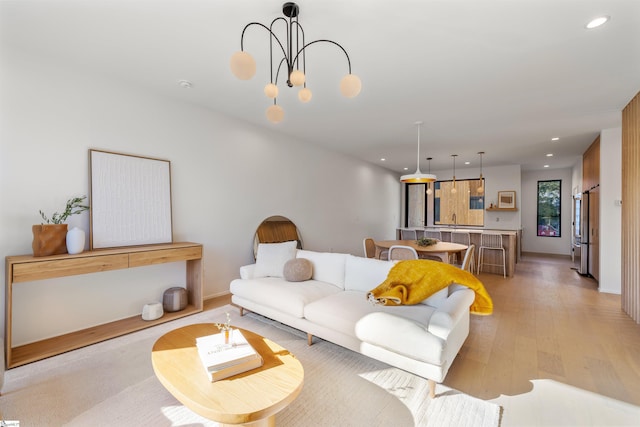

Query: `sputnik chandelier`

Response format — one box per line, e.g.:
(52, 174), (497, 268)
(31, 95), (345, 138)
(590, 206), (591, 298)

(229, 2), (362, 123)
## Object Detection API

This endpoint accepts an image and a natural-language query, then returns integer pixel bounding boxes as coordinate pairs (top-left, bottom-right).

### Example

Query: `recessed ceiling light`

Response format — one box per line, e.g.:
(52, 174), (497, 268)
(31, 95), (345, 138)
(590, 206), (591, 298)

(380, 158), (386, 161)
(544, 164), (550, 168)
(551, 137), (559, 141)
(403, 167), (408, 170)
(546, 153), (553, 157)
(586, 16), (609, 29)
(464, 161), (470, 165)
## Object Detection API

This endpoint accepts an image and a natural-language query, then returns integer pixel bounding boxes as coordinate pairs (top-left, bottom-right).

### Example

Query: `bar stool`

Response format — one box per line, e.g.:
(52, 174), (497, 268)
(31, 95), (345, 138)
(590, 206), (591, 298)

(423, 230), (442, 240)
(478, 233), (506, 278)
(400, 229), (417, 240)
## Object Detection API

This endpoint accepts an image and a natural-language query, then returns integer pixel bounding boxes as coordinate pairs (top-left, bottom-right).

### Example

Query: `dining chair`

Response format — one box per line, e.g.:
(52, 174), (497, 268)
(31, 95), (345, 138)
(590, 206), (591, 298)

(363, 238), (376, 259)
(388, 245), (419, 260)
(418, 253), (444, 261)
(450, 231), (473, 271)
(400, 229), (417, 240)
(478, 233), (506, 277)
(455, 244), (476, 272)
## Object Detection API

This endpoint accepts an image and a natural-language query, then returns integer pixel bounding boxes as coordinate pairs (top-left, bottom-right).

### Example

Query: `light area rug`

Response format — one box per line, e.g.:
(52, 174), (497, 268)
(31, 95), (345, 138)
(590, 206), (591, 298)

(1, 305), (501, 427)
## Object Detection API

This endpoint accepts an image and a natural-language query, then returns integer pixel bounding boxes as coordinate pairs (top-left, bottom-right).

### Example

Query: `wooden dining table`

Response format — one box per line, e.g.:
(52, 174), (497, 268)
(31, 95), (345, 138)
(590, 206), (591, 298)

(374, 240), (468, 263)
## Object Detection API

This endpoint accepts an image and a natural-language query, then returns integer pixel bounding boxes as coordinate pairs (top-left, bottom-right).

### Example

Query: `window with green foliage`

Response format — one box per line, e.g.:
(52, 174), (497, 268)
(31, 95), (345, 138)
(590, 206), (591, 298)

(537, 180), (561, 237)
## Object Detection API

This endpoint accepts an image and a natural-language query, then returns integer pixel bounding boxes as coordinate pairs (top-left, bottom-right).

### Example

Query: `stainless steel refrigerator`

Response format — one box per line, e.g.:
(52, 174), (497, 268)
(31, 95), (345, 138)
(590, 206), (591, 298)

(579, 187), (599, 278)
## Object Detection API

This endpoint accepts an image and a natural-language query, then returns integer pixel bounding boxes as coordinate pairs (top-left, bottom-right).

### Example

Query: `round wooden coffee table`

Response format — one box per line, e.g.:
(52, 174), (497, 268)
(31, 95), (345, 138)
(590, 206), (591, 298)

(152, 323), (304, 426)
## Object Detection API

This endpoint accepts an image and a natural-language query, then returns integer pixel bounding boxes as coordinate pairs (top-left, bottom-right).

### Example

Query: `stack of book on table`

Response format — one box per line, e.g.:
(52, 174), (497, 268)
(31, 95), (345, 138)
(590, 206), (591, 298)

(196, 329), (263, 381)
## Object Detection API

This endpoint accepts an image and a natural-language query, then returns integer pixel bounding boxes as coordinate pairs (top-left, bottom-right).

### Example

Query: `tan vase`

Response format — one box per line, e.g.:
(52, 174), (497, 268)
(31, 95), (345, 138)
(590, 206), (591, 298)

(32, 224), (68, 257)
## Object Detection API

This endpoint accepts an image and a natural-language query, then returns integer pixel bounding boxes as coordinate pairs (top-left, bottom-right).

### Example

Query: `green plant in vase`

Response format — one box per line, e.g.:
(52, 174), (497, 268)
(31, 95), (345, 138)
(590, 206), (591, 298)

(39, 195), (89, 224)
(416, 237), (438, 247)
(33, 195), (89, 257)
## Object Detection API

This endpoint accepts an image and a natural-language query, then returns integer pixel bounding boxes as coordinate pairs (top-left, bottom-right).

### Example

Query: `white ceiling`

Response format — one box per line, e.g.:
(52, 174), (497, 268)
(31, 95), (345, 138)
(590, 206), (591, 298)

(2, 0), (639, 173)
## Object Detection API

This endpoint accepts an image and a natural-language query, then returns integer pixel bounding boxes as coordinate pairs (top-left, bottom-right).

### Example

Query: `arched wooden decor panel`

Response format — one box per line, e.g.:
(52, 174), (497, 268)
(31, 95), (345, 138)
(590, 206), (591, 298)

(253, 216), (303, 259)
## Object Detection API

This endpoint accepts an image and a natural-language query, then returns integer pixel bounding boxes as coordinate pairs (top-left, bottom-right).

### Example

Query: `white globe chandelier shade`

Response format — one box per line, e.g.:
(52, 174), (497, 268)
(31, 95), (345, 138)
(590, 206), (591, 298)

(230, 51), (256, 80)
(298, 87), (313, 103)
(266, 104), (285, 123)
(264, 83), (279, 99)
(289, 70), (306, 86)
(340, 74), (362, 98)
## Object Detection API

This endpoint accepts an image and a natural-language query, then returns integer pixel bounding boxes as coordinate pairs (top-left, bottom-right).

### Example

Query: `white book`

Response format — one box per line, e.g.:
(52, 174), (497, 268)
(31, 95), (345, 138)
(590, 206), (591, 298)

(205, 354), (263, 382)
(196, 329), (263, 380)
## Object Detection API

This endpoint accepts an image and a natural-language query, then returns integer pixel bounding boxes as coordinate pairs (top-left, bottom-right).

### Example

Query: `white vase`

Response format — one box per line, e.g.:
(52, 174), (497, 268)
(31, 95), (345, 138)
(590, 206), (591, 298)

(66, 227), (85, 254)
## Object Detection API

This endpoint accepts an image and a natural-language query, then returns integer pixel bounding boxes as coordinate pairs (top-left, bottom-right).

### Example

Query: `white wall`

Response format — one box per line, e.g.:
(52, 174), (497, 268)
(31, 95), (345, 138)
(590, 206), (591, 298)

(480, 164), (522, 230)
(521, 168), (573, 255)
(571, 157), (583, 195)
(0, 49), (401, 345)
(598, 127), (622, 294)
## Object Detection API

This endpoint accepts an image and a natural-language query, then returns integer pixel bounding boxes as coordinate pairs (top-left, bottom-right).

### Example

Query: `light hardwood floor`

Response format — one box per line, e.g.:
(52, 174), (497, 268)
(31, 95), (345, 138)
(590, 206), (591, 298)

(206, 254), (640, 416)
(445, 253), (640, 408)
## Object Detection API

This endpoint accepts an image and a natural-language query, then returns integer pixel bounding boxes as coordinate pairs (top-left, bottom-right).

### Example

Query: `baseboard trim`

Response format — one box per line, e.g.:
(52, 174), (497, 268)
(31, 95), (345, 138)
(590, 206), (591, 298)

(521, 251), (572, 259)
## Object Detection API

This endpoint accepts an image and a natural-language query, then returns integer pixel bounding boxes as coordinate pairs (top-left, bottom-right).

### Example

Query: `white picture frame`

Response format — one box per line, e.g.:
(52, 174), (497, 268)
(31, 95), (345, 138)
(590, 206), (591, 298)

(90, 149), (172, 249)
(498, 190), (516, 209)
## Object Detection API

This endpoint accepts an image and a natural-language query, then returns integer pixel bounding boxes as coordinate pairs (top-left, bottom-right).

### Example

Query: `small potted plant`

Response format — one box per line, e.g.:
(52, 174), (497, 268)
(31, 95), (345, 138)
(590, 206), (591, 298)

(214, 312), (233, 345)
(416, 237), (437, 247)
(32, 195), (89, 257)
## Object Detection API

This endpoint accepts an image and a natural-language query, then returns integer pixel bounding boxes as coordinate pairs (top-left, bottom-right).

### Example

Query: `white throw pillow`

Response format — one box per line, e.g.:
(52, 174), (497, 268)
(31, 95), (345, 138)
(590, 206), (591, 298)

(344, 255), (394, 292)
(296, 249), (348, 289)
(253, 241), (298, 278)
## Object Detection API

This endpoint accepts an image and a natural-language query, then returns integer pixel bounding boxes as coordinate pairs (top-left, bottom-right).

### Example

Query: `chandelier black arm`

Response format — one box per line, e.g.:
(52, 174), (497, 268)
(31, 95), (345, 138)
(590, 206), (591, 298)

(274, 56), (288, 91)
(291, 20), (306, 79)
(292, 39), (353, 74)
(239, 21), (291, 77)
(269, 17), (290, 83)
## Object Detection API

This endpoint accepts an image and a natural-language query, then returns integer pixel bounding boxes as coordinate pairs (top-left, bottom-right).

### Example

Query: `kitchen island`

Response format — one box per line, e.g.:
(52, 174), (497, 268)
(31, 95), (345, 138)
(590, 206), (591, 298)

(396, 227), (520, 277)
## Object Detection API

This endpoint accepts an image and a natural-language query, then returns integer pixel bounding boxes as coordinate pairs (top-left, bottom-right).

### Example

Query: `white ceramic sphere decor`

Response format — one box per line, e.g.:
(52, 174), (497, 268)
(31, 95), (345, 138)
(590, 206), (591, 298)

(66, 227), (85, 254)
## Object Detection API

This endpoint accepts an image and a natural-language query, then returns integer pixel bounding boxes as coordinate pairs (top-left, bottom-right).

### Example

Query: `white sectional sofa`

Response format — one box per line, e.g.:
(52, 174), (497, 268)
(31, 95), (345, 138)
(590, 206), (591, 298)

(230, 242), (475, 397)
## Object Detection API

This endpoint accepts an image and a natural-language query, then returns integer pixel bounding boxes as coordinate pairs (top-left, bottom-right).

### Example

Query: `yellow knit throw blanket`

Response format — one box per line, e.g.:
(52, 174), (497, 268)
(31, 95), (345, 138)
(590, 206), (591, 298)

(367, 260), (493, 315)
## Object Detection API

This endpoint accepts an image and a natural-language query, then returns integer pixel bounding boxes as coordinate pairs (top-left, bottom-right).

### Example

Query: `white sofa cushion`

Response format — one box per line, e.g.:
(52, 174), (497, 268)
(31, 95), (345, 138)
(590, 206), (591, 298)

(296, 250), (348, 289)
(420, 287), (450, 308)
(230, 277), (341, 318)
(355, 312), (446, 365)
(253, 241), (298, 278)
(344, 255), (394, 292)
(304, 290), (434, 338)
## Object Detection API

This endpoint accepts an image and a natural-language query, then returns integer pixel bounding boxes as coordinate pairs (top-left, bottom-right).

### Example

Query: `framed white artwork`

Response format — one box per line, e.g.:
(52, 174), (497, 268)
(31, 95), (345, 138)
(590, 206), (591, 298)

(89, 149), (173, 249)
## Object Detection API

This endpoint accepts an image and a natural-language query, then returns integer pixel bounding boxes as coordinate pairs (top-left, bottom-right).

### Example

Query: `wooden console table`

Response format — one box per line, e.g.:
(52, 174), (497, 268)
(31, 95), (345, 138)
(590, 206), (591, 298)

(4, 242), (203, 369)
